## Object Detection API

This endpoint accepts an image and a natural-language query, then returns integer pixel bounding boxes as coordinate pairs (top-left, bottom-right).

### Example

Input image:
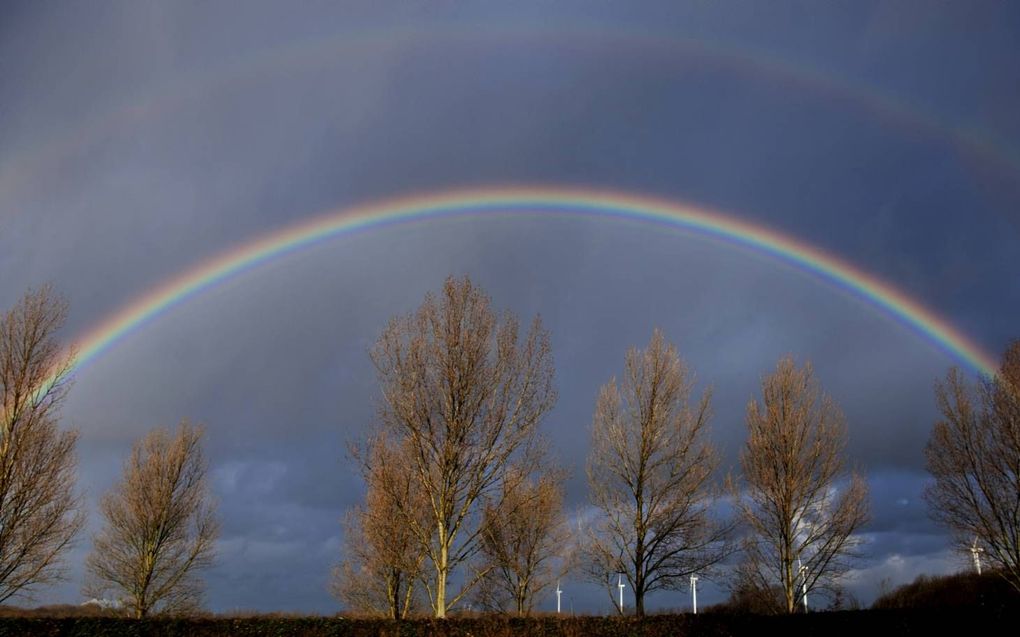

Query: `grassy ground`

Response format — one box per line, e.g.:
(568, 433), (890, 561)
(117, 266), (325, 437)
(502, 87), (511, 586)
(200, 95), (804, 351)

(0, 610), (1018, 637)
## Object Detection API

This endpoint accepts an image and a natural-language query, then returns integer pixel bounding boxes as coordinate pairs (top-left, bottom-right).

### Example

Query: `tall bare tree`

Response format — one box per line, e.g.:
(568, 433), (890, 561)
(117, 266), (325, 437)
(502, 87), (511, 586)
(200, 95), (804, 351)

(585, 329), (732, 616)
(0, 286), (84, 602)
(924, 340), (1020, 593)
(735, 356), (869, 614)
(370, 275), (556, 617)
(333, 434), (427, 618)
(86, 421), (218, 617)
(474, 462), (572, 615)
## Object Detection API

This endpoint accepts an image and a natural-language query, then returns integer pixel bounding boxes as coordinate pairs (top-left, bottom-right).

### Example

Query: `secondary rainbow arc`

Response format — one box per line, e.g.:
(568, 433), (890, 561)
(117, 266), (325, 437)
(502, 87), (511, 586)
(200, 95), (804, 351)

(51, 187), (999, 392)
(5, 24), (1019, 205)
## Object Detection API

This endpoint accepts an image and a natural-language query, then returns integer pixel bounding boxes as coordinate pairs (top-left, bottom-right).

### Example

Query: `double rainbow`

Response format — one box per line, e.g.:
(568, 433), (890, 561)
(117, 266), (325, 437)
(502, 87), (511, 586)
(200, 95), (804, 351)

(54, 187), (999, 392)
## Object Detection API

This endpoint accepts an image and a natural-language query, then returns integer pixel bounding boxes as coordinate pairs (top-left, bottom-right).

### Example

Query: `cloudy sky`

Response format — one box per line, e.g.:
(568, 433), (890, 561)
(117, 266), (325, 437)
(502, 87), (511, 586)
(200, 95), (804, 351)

(2, 0), (1019, 614)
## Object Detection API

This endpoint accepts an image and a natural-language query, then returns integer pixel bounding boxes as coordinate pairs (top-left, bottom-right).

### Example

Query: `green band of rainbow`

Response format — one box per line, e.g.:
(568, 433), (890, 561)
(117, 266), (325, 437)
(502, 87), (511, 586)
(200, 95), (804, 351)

(55, 187), (999, 390)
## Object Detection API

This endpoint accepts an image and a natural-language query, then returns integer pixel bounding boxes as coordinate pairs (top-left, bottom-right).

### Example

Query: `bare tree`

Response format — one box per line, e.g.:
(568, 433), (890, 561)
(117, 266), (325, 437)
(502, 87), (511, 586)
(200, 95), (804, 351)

(86, 421), (218, 617)
(332, 434), (427, 618)
(474, 462), (572, 615)
(924, 340), (1020, 593)
(0, 286), (84, 602)
(585, 329), (733, 616)
(735, 356), (869, 614)
(370, 275), (556, 617)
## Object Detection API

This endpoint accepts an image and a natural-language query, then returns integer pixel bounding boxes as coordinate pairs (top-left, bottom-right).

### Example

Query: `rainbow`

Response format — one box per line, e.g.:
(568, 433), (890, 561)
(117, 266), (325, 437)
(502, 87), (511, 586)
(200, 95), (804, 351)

(50, 187), (998, 393)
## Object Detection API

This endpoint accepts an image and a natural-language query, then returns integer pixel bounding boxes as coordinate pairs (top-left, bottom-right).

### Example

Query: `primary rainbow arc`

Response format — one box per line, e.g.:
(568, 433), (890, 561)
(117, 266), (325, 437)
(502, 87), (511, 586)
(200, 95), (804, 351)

(52, 187), (999, 391)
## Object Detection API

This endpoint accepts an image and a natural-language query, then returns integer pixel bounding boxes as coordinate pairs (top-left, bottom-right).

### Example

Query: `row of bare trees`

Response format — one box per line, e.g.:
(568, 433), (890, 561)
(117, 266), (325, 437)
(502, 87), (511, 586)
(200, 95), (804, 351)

(2, 279), (1017, 616)
(0, 288), (217, 616)
(332, 277), (875, 617)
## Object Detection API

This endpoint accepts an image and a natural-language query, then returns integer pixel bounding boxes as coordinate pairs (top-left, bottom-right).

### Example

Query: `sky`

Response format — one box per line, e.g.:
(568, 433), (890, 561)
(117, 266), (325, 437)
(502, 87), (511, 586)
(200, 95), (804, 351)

(2, 0), (1019, 615)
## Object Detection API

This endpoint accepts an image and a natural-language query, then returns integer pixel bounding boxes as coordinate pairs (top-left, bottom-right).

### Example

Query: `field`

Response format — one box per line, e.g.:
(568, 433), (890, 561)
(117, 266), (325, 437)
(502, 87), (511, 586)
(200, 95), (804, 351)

(1, 609), (1017, 637)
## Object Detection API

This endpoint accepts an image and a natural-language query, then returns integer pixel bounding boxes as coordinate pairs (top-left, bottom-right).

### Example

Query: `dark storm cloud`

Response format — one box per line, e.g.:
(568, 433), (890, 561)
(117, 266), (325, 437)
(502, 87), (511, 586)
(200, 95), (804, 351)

(2, 0), (1018, 613)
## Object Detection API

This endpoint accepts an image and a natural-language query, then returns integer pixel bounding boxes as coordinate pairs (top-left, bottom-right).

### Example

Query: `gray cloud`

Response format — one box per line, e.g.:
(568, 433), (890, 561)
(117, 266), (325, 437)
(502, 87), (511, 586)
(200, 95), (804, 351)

(2, 0), (1018, 614)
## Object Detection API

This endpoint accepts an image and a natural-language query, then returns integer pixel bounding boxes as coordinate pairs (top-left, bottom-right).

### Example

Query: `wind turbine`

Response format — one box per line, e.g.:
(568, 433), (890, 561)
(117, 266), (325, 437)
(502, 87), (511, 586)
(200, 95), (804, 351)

(617, 574), (626, 614)
(798, 556), (808, 613)
(556, 580), (562, 614)
(690, 574), (698, 614)
(970, 537), (984, 575)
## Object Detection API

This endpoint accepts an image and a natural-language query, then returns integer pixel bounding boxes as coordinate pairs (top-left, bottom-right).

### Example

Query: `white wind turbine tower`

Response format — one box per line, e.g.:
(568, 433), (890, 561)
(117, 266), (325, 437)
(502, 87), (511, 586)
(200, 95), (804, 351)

(556, 580), (562, 614)
(792, 492), (830, 614)
(690, 574), (698, 614)
(970, 537), (984, 575)
(798, 556), (808, 613)
(617, 574), (626, 614)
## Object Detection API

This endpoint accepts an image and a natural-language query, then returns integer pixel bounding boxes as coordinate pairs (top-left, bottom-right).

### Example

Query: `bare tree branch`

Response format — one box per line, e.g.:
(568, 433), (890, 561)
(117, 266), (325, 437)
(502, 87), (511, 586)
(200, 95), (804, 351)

(924, 340), (1020, 594)
(0, 286), (84, 603)
(473, 460), (572, 615)
(333, 434), (428, 618)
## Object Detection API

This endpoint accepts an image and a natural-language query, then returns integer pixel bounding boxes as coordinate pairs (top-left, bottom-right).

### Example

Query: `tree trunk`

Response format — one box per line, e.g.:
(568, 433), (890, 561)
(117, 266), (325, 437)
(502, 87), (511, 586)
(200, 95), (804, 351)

(435, 539), (448, 618)
(784, 558), (795, 614)
(387, 574), (400, 620)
